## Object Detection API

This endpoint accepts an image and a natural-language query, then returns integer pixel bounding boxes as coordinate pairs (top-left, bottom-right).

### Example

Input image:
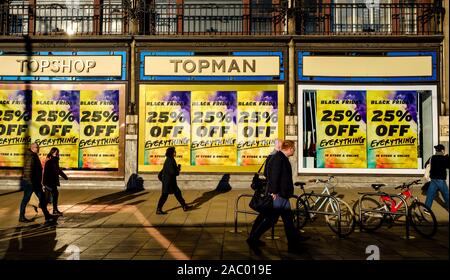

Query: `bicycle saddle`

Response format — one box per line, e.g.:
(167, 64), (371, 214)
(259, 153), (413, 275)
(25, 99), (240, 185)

(371, 183), (386, 191)
(294, 182), (306, 189)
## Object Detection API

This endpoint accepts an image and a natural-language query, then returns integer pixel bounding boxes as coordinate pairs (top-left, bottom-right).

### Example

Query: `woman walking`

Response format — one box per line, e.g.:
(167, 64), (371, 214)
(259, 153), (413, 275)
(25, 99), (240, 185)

(156, 147), (191, 215)
(43, 147), (68, 215)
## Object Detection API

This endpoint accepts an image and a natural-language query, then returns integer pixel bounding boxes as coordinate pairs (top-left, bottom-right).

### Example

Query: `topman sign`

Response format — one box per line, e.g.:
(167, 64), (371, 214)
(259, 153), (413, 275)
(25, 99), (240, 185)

(144, 56), (280, 76)
(0, 55), (122, 77)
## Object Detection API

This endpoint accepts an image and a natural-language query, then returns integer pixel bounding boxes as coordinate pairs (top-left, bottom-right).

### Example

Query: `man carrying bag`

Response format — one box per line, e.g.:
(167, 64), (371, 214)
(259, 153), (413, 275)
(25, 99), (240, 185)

(247, 140), (309, 254)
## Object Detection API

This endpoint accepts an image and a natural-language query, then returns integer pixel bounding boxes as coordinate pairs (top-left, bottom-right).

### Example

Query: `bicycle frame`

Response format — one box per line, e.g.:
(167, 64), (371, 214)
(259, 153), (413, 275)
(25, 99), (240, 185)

(379, 188), (413, 214)
(301, 181), (334, 216)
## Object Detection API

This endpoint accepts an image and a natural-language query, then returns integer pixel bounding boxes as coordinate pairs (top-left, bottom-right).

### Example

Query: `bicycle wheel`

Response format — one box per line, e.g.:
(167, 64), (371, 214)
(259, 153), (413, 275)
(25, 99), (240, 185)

(408, 201), (437, 238)
(294, 197), (309, 230)
(325, 198), (356, 237)
(356, 197), (384, 232)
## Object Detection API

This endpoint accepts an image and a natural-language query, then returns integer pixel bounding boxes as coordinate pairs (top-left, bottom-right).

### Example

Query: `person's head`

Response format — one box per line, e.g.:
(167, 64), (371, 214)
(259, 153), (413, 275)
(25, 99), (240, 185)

(165, 147), (176, 158)
(274, 139), (283, 151)
(280, 140), (295, 157)
(47, 147), (59, 159)
(30, 143), (39, 153)
(434, 144), (445, 153)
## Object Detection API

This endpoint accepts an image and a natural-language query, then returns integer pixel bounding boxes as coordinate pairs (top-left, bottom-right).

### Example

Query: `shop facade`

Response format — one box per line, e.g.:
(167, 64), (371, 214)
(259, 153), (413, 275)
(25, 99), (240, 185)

(0, 0), (447, 188)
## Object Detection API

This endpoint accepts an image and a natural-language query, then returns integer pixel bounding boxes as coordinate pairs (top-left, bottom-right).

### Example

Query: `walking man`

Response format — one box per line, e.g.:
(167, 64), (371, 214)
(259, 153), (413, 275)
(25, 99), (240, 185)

(247, 140), (308, 254)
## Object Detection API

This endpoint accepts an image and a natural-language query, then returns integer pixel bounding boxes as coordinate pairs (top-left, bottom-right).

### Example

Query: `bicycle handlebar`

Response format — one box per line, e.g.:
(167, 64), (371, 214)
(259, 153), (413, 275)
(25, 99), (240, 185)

(308, 175), (335, 184)
(394, 179), (421, 190)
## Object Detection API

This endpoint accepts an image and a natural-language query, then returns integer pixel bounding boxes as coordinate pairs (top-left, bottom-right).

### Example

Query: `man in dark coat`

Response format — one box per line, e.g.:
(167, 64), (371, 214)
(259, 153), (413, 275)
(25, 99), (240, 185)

(247, 140), (308, 254)
(19, 143), (56, 223)
(156, 147), (191, 214)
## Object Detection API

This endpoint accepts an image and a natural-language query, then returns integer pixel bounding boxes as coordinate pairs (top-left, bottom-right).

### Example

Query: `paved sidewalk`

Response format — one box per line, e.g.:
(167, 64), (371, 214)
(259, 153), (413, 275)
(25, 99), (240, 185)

(0, 188), (448, 260)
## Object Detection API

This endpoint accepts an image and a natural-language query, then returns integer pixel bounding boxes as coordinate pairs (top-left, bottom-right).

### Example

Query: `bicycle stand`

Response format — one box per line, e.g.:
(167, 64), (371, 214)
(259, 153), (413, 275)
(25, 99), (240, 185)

(357, 192), (411, 239)
(295, 193), (342, 237)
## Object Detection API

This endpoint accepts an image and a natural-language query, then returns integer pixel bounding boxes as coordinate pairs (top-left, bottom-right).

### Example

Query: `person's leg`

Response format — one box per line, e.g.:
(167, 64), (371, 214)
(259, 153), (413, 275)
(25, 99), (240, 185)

(33, 187), (52, 219)
(250, 211), (280, 241)
(425, 180), (439, 209)
(436, 180), (449, 209)
(52, 186), (61, 213)
(249, 214), (265, 237)
(173, 187), (187, 207)
(157, 193), (169, 213)
(280, 209), (297, 243)
(19, 183), (33, 220)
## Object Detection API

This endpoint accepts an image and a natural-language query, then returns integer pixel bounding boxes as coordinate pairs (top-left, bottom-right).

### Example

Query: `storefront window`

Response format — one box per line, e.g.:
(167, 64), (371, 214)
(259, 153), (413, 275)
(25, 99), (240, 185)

(138, 84), (284, 172)
(0, 83), (125, 171)
(298, 85), (437, 174)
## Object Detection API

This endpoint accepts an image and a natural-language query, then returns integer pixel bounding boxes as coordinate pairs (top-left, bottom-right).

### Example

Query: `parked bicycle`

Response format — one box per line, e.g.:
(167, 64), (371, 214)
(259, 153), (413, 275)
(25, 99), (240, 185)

(354, 179), (437, 238)
(294, 176), (355, 238)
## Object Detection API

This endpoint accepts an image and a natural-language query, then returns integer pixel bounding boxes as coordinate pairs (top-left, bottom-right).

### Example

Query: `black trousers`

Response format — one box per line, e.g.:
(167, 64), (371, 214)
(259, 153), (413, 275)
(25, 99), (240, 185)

(46, 185), (60, 211)
(249, 208), (298, 245)
(19, 181), (51, 219)
(157, 187), (186, 210)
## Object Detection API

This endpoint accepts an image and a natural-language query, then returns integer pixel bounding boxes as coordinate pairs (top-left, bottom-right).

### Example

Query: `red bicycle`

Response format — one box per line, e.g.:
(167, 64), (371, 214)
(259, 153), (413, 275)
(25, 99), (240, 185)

(354, 179), (437, 238)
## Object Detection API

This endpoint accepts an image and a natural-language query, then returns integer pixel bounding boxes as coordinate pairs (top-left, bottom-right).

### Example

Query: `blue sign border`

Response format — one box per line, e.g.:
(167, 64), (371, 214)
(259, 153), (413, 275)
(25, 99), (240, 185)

(140, 51), (284, 81)
(0, 51), (127, 81)
(298, 51), (437, 82)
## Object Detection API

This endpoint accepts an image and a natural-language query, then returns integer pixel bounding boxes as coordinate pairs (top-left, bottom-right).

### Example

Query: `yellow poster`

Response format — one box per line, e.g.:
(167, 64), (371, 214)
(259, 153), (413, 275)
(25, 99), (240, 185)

(367, 90), (418, 168)
(79, 90), (120, 169)
(138, 85), (284, 172)
(237, 90), (279, 166)
(0, 88), (31, 167)
(30, 90), (80, 168)
(316, 90), (367, 168)
(191, 91), (237, 166)
(143, 88), (191, 166)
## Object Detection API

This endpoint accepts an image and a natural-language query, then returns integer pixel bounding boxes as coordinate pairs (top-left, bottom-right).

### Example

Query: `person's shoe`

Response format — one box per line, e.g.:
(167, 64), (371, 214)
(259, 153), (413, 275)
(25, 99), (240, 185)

(298, 235), (311, 242)
(156, 209), (168, 215)
(53, 210), (63, 216)
(19, 216), (32, 223)
(182, 205), (193, 211)
(246, 238), (262, 255)
(44, 214), (58, 222)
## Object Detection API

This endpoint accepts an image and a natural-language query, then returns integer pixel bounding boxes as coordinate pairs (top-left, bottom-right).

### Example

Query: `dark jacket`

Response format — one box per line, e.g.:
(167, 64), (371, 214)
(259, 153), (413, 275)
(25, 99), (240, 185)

(161, 156), (180, 194)
(43, 157), (68, 187)
(266, 151), (294, 199)
(425, 154), (450, 180)
(22, 149), (43, 188)
(263, 150), (277, 178)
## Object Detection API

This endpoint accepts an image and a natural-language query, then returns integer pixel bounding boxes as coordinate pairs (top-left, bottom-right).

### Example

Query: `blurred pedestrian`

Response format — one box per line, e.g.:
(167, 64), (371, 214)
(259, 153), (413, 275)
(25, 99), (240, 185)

(156, 147), (192, 214)
(424, 144), (449, 211)
(19, 143), (56, 223)
(43, 147), (68, 215)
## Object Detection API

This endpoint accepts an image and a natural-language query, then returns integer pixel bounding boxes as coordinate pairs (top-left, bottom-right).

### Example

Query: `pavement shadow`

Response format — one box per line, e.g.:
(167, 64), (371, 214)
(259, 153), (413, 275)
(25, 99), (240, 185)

(0, 190), (21, 197)
(80, 190), (148, 206)
(3, 223), (67, 260)
(165, 175), (231, 212)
